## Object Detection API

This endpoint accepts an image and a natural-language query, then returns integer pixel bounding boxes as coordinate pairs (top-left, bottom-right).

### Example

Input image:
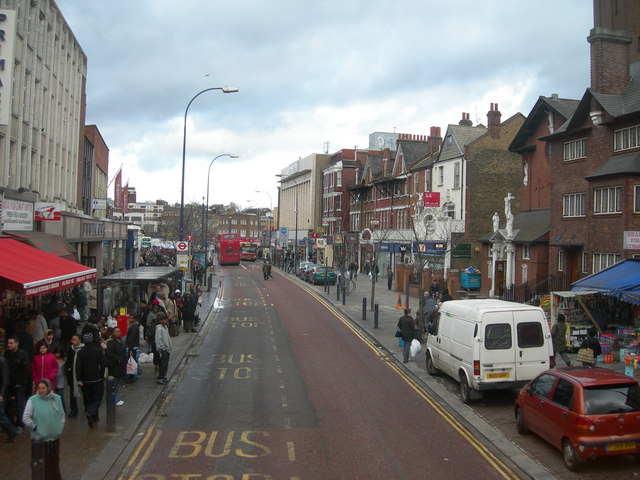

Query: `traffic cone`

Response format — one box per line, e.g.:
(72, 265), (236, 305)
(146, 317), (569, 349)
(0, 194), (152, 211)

(395, 294), (403, 309)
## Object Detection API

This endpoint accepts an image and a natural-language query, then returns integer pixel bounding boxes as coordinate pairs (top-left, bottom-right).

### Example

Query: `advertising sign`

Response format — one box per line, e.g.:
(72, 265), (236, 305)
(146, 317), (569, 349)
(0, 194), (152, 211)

(92, 198), (107, 210)
(0, 10), (16, 126)
(35, 202), (61, 221)
(423, 192), (441, 208)
(623, 231), (640, 250)
(413, 241), (446, 256)
(2, 198), (33, 230)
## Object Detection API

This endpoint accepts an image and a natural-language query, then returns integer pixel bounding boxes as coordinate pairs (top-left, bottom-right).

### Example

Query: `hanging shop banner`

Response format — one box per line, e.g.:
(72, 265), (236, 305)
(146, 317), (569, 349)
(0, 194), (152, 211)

(35, 202), (62, 221)
(2, 198), (33, 231)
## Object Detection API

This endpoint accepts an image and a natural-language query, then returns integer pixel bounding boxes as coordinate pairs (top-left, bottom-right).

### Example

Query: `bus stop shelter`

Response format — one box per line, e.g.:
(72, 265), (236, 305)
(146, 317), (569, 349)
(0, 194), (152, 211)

(97, 266), (181, 317)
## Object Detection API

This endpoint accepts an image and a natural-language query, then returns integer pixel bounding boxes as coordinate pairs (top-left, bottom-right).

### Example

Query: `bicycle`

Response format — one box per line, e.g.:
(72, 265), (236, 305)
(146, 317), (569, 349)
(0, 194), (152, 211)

(344, 278), (357, 296)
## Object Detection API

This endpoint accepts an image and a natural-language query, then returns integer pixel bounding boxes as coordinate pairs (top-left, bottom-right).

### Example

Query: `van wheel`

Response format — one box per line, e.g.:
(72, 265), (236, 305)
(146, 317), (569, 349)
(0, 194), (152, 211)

(459, 373), (472, 404)
(425, 353), (438, 376)
(515, 407), (528, 435)
(562, 438), (583, 471)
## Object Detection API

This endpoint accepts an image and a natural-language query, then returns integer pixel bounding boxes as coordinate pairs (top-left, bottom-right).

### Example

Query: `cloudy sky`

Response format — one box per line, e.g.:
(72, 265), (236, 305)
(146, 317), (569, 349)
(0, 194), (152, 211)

(55, 0), (592, 211)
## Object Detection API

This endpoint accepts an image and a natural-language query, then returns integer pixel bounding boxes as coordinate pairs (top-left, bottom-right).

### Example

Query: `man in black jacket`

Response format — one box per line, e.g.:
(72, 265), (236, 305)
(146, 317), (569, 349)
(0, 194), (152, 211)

(75, 332), (104, 428)
(397, 308), (415, 364)
(3, 337), (31, 431)
(0, 355), (19, 442)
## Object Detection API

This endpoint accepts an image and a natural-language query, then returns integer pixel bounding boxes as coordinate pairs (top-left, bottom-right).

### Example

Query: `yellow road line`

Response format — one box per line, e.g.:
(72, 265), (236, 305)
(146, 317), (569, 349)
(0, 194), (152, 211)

(294, 280), (520, 480)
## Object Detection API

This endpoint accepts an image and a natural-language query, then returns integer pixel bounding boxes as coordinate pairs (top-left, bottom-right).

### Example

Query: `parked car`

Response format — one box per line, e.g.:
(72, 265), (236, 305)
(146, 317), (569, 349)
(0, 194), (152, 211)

(296, 261), (314, 279)
(425, 299), (554, 403)
(514, 367), (640, 471)
(300, 263), (317, 281)
(310, 266), (337, 285)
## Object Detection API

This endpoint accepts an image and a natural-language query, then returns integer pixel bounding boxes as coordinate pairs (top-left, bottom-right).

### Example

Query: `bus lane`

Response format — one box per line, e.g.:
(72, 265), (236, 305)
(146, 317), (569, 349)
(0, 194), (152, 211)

(116, 264), (525, 480)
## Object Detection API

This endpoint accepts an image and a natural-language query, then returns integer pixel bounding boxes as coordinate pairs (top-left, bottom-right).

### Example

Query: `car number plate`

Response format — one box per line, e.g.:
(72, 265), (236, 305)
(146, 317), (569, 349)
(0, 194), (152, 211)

(486, 372), (510, 379)
(606, 441), (636, 452)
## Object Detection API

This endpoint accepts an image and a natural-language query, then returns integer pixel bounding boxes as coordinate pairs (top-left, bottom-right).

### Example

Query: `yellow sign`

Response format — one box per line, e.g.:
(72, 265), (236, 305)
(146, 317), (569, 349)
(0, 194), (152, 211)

(317, 227), (325, 233)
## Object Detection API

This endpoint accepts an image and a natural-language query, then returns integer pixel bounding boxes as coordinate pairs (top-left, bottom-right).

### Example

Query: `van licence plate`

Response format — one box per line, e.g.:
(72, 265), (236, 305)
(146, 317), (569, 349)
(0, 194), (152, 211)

(606, 441), (636, 452)
(486, 372), (510, 379)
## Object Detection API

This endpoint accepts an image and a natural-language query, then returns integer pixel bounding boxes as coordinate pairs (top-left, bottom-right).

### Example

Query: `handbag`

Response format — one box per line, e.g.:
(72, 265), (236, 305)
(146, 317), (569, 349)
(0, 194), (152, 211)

(395, 328), (402, 338)
(576, 347), (594, 363)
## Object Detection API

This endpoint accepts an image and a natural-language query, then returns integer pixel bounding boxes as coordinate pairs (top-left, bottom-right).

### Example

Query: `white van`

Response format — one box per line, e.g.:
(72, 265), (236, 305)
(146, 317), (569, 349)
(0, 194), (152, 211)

(425, 299), (554, 403)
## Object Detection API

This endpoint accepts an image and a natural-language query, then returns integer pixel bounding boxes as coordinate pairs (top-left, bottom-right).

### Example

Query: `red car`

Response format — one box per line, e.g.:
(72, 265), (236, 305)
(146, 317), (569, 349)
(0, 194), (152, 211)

(515, 367), (640, 471)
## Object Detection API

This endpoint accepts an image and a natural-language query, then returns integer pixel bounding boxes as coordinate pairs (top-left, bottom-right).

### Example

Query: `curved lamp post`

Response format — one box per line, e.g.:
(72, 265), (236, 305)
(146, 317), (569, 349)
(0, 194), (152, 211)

(204, 153), (239, 273)
(255, 190), (273, 260)
(179, 86), (238, 241)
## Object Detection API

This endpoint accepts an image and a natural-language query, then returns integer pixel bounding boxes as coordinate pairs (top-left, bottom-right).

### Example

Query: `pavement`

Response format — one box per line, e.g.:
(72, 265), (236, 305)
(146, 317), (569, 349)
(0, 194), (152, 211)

(1, 267), (630, 479)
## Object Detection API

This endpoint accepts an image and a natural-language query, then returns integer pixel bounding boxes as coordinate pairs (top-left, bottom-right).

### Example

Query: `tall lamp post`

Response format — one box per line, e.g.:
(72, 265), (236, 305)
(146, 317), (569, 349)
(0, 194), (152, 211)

(205, 153), (239, 274)
(255, 190), (273, 260)
(179, 86), (238, 242)
(276, 174), (299, 269)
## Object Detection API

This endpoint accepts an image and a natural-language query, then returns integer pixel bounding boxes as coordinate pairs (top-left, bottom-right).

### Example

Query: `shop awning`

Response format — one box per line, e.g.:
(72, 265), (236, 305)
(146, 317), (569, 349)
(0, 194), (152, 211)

(0, 238), (96, 297)
(571, 258), (640, 305)
(4, 230), (78, 262)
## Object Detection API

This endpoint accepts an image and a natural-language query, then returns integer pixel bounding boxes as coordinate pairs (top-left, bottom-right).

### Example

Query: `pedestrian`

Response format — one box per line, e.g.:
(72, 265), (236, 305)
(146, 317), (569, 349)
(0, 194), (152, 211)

(182, 292), (197, 333)
(125, 316), (141, 383)
(31, 341), (58, 392)
(0, 354), (19, 442)
(105, 327), (127, 406)
(422, 292), (437, 331)
(32, 310), (49, 345)
(551, 314), (571, 366)
(439, 288), (453, 304)
(262, 262), (269, 280)
(15, 320), (35, 360)
(4, 336), (31, 431)
(374, 264), (379, 282)
(59, 308), (77, 353)
(52, 347), (66, 414)
(22, 378), (65, 480)
(65, 335), (83, 418)
(165, 291), (179, 337)
(155, 313), (172, 385)
(387, 268), (393, 290)
(75, 332), (105, 428)
(267, 262), (273, 279)
(580, 326), (602, 367)
(397, 308), (415, 364)
(429, 279), (441, 296)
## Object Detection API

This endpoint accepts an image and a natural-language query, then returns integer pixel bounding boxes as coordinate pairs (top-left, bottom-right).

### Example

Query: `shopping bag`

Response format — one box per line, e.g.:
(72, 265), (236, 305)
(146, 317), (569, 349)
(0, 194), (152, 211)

(138, 352), (154, 364)
(576, 347), (594, 363)
(126, 356), (138, 375)
(410, 339), (422, 357)
(395, 328), (402, 338)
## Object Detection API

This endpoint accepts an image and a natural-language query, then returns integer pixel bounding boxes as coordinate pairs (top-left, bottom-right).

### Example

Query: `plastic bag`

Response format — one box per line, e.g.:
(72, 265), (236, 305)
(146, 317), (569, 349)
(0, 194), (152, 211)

(410, 339), (422, 357)
(126, 356), (138, 375)
(138, 352), (154, 364)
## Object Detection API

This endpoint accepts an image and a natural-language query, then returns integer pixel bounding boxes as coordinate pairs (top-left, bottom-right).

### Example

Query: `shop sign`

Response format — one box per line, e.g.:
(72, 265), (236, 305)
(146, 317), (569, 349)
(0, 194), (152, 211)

(0, 10), (16, 126)
(413, 241), (446, 256)
(2, 198), (33, 231)
(92, 198), (107, 210)
(82, 222), (106, 238)
(452, 243), (471, 258)
(35, 202), (61, 221)
(623, 231), (640, 250)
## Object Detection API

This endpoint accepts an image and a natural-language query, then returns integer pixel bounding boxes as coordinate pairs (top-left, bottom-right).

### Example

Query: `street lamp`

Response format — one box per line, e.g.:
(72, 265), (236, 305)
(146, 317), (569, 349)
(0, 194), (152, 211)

(255, 190), (273, 260)
(205, 153), (239, 274)
(276, 174), (299, 270)
(179, 86), (239, 241)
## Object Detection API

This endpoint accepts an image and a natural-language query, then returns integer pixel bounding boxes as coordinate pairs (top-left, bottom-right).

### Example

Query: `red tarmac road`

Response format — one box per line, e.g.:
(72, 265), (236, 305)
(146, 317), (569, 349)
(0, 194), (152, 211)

(116, 264), (522, 480)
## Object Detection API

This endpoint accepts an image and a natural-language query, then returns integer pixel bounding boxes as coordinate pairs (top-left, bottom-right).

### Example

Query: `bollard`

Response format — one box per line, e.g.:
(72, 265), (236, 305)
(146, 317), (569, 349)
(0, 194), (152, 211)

(106, 376), (116, 432)
(362, 297), (367, 321)
(374, 303), (379, 329)
(336, 277), (340, 301)
(207, 273), (212, 292)
(342, 281), (346, 306)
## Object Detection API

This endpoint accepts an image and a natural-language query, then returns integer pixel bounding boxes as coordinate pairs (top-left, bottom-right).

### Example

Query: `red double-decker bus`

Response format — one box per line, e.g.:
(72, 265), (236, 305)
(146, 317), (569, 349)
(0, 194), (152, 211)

(240, 239), (259, 262)
(218, 233), (241, 265)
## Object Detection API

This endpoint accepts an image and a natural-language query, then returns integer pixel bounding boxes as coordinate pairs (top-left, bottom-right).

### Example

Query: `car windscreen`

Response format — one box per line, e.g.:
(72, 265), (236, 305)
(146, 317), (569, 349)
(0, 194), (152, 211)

(583, 383), (640, 415)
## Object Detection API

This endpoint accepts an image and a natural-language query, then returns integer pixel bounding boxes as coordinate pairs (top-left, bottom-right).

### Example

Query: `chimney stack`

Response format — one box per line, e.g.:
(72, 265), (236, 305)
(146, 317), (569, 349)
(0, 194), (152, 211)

(428, 126), (442, 155)
(459, 112), (472, 126)
(487, 103), (502, 139)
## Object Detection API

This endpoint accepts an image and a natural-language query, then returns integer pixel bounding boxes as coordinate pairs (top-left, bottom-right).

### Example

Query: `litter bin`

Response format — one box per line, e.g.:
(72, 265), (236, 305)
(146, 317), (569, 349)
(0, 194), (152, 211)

(460, 272), (481, 290)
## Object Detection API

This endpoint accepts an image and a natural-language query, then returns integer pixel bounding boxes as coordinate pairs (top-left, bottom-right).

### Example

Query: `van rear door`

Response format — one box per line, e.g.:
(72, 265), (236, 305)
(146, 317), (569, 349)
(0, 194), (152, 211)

(480, 311), (517, 384)
(513, 310), (550, 381)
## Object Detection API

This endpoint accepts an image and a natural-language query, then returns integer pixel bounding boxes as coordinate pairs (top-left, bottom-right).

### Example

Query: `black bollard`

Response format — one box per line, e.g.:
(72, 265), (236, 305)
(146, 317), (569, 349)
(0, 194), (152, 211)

(207, 273), (212, 292)
(336, 276), (340, 301)
(342, 281), (346, 306)
(362, 297), (367, 321)
(106, 376), (116, 432)
(374, 303), (379, 329)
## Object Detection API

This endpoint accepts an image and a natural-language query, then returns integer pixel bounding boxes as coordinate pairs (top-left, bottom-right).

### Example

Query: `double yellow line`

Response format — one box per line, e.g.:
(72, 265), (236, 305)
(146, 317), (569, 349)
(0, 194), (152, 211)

(298, 281), (520, 480)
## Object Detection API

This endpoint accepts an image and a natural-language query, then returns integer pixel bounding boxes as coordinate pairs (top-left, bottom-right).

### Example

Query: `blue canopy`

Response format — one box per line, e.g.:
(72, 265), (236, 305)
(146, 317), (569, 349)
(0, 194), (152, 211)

(571, 258), (640, 305)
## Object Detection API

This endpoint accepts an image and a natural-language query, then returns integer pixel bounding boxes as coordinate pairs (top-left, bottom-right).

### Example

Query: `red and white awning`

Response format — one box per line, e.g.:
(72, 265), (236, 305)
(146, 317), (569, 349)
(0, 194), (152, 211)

(0, 238), (96, 297)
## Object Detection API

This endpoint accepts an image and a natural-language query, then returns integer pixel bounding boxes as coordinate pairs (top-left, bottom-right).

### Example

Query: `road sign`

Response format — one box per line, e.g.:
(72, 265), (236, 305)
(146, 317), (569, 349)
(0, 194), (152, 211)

(176, 241), (189, 253)
(280, 227), (288, 235)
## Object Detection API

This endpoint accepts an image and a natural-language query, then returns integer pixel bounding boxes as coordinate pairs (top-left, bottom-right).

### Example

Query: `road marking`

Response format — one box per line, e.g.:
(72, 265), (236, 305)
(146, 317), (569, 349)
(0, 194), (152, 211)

(287, 441), (296, 462)
(289, 278), (521, 480)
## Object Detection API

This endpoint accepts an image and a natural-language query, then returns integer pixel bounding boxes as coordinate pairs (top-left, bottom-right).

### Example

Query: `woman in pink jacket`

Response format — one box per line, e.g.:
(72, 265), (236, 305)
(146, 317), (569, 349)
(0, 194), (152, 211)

(32, 340), (58, 392)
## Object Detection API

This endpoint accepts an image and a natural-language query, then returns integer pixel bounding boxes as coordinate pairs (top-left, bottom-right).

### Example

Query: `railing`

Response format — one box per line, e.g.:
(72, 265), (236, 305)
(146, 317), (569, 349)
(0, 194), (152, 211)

(501, 274), (574, 304)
